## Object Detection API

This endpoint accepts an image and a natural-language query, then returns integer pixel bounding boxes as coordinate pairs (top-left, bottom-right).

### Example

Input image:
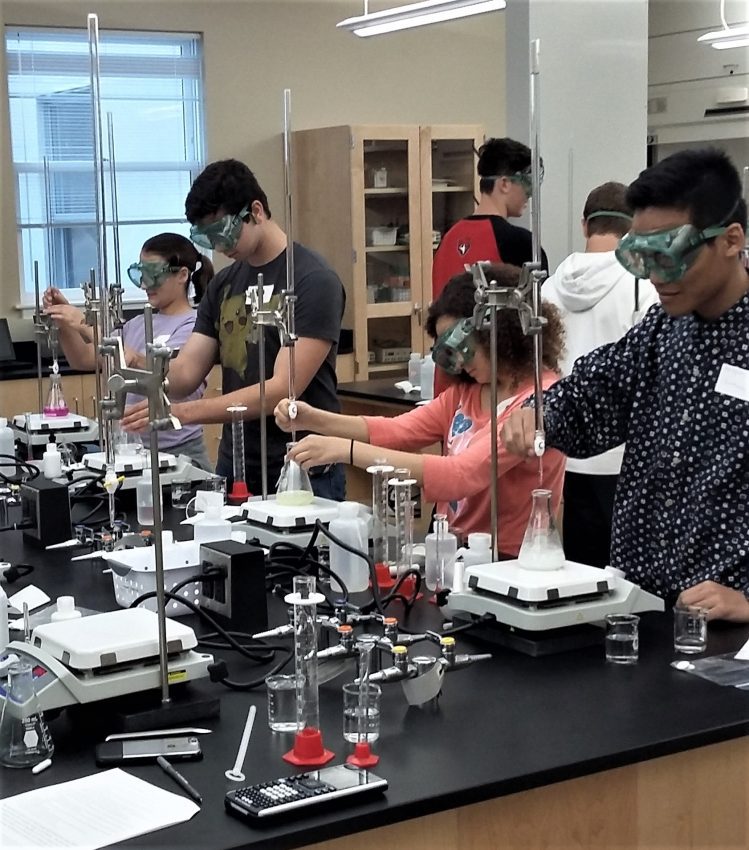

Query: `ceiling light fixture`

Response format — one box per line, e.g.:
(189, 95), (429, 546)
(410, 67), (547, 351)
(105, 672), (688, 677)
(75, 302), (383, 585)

(337, 0), (506, 38)
(697, 0), (749, 49)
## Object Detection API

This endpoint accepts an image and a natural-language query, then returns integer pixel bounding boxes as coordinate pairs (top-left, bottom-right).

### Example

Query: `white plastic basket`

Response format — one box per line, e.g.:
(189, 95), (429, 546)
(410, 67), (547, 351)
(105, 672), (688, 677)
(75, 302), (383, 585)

(106, 541), (202, 617)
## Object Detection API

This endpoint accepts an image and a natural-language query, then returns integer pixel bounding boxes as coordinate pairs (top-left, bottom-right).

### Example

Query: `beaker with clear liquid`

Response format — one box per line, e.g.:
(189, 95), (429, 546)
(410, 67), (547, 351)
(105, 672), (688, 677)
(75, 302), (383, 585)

(0, 661), (54, 768)
(517, 488), (565, 570)
(276, 442), (314, 506)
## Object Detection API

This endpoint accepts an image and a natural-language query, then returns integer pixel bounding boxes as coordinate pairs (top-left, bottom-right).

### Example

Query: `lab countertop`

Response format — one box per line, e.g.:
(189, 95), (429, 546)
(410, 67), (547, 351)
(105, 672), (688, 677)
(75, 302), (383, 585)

(2, 519), (749, 849)
(337, 378), (422, 407)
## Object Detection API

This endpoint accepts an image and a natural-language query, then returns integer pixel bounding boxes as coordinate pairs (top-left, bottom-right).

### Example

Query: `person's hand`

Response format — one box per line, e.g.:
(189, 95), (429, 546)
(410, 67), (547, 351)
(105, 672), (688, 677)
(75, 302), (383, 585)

(120, 400), (150, 434)
(124, 347), (145, 369)
(677, 581), (749, 623)
(501, 408), (538, 458)
(287, 435), (347, 469)
(42, 286), (69, 309)
(274, 398), (315, 432)
(44, 301), (86, 330)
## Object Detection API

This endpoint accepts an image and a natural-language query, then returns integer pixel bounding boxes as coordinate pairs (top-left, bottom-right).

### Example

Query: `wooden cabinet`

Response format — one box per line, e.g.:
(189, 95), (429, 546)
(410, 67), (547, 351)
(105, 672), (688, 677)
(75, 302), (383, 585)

(293, 124), (483, 381)
(0, 374), (92, 421)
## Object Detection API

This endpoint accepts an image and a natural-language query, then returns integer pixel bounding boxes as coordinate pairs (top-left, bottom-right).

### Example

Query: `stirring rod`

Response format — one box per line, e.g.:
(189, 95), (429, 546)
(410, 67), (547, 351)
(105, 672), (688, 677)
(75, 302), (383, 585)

(225, 704), (257, 782)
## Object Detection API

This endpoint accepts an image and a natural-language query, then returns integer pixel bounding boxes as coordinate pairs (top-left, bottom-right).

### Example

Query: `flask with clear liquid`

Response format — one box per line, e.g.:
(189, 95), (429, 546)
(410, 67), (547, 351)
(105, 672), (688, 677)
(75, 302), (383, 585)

(517, 488), (565, 571)
(276, 442), (314, 506)
(0, 660), (54, 768)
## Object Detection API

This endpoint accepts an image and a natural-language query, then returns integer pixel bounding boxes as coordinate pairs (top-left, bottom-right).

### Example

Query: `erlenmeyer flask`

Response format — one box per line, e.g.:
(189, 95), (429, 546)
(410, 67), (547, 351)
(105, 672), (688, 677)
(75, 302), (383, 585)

(0, 661), (55, 768)
(517, 488), (565, 571)
(276, 442), (314, 506)
(44, 372), (69, 417)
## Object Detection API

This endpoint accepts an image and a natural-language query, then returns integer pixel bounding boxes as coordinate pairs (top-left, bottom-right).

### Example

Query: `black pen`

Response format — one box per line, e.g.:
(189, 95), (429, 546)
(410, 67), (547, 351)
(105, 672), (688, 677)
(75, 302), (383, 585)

(156, 756), (203, 805)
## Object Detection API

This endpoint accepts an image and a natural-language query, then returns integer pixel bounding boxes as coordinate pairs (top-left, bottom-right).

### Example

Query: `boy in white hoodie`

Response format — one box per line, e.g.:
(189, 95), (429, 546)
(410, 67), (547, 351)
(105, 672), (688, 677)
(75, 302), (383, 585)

(543, 182), (657, 568)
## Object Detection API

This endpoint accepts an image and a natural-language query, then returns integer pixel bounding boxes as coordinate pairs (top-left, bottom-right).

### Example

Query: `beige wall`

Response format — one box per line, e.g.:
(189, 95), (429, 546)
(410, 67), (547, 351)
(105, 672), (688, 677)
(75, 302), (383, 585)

(0, 0), (506, 340)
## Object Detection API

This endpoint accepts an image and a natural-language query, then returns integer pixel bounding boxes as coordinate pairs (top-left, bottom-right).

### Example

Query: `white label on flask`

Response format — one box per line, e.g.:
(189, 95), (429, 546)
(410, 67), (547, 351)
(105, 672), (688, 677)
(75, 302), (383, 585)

(715, 363), (749, 403)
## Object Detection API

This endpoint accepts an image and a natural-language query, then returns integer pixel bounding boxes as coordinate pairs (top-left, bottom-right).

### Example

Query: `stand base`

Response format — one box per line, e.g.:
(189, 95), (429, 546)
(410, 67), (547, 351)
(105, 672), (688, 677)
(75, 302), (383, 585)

(374, 563), (396, 591)
(451, 614), (604, 657)
(229, 482), (251, 505)
(283, 727), (335, 766)
(346, 741), (379, 767)
(112, 688), (221, 732)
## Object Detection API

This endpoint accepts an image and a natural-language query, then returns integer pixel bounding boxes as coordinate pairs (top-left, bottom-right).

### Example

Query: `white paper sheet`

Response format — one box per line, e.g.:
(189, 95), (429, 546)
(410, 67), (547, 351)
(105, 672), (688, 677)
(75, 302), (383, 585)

(735, 639), (749, 660)
(8, 585), (50, 613)
(0, 768), (199, 850)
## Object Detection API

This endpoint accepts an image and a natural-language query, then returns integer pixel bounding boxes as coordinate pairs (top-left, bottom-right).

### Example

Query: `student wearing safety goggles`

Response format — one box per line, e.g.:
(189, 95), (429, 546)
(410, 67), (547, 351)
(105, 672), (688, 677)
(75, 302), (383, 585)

(43, 233), (214, 470)
(431, 138), (549, 395)
(275, 265), (566, 555)
(502, 148), (749, 621)
(121, 159), (345, 499)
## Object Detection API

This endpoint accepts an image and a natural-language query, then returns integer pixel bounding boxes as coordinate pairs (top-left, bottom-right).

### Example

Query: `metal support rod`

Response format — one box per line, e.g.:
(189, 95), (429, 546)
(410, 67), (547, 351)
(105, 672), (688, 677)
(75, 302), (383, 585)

(529, 38), (545, 481)
(489, 305), (499, 562)
(282, 88), (298, 442)
(33, 262), (44, 413)
(144, 305), (171, 706)
(257, 274), (268, 499)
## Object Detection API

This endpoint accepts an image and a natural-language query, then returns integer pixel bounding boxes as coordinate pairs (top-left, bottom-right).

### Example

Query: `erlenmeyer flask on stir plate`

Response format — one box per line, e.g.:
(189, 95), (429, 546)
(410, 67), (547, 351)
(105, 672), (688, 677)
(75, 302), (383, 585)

(276, 442), (314, 506)
(43, 373), (69, 417)
(517, 488), (565, 571)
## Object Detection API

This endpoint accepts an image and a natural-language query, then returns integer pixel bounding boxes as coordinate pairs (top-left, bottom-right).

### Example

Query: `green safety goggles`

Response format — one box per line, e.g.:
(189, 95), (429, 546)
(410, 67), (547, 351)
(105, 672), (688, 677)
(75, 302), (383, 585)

(127, 261), (180, 291)
(616, 223), (726, 283)
(483, 164), (544, 199)
(189, 205), (249, 251)
(432, 318), (477, 375)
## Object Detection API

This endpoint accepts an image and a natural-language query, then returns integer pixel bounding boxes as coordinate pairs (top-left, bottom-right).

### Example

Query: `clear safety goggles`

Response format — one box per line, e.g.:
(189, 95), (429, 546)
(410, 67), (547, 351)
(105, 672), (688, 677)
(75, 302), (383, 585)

(508, 162), (545, 199)
(189, 204), (249, 251)
(127, 261), (180, 291)
(616, 223), (726, 283)
(432, 318), (477, 376)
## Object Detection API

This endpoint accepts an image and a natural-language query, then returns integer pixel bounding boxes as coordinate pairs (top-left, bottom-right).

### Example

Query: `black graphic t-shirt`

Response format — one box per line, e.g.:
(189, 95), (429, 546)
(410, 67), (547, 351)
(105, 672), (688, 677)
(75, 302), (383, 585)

(194, 243), (345, 488)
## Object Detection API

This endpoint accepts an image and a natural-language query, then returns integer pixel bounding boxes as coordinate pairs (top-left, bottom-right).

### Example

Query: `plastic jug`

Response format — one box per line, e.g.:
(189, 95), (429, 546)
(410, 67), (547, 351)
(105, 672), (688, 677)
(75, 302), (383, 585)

(458, 532), (493, 568)
(42, 438), (62, 479)
(194, 491), (232, 544)
(420, 355), (435, 401)
(329, 501), (369, 594)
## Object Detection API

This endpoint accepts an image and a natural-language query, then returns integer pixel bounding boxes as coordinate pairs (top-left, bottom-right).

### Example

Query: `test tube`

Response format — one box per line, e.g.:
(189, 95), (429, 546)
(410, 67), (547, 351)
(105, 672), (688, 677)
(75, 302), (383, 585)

(289, 575), (323, 734)
(389, 476), (416, 576)
(366, 462), (394, 570)
(227, 405), (249, 503)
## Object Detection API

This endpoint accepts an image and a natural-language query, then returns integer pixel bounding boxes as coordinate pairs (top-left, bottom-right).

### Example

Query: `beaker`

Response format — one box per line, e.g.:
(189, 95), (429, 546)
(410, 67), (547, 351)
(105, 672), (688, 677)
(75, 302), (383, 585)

(227, 405), (249, 502)
(43, 372), (69, 417)
(389, 475), (416, 576)
(0, 661), (54, 768)
(366, 462), (394, 570)
(276, 442), (314, 506)
(517, 488), (565, 571)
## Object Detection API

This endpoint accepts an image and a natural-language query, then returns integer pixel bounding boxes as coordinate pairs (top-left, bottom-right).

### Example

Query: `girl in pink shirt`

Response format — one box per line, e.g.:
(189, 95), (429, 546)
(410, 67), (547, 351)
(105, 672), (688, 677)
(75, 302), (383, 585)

(275, 265), (566, 556)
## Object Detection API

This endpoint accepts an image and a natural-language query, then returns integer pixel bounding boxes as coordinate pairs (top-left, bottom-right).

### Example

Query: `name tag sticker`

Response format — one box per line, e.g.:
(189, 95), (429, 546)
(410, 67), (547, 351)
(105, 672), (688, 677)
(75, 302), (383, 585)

(715, 363), (749, 402)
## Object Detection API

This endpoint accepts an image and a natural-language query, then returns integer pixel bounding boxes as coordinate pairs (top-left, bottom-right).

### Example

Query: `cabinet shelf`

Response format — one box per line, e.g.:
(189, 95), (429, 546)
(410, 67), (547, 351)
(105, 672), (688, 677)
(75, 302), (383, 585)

(368, 362), (408, 373)
(364, 188), (409, 196)
(431, 185), (473, 193)
(364, 245), (408, 254)
(367, 302), (412, 319)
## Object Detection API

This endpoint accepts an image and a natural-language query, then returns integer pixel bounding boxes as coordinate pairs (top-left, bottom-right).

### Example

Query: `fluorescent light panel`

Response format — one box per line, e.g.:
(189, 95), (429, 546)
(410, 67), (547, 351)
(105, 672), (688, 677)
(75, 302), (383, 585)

(698, 23), (749, 49)
(337, 0), (506, 38)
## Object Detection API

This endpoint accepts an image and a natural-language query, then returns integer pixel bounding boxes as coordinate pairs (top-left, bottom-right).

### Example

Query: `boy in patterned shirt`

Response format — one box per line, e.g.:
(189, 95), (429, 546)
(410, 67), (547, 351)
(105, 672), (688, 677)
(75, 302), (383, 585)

(502, 148), (749, 622)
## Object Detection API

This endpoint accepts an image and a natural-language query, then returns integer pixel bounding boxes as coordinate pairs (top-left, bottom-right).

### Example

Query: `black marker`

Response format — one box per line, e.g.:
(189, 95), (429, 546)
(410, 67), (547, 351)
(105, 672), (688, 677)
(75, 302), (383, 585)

(156, 755), (203, 805)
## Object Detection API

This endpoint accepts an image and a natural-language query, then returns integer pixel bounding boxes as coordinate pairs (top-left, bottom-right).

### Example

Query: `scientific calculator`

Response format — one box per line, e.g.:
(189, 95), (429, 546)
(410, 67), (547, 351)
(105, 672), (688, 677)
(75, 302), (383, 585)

(224, 764), (388, 820)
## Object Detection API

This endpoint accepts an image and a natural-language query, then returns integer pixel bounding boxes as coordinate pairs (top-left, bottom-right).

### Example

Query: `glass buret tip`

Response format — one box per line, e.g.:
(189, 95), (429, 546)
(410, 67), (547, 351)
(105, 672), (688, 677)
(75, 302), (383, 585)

(517, 488), (565, 571)
(44, 372), (69, 417)
(276, 442), (314, 506)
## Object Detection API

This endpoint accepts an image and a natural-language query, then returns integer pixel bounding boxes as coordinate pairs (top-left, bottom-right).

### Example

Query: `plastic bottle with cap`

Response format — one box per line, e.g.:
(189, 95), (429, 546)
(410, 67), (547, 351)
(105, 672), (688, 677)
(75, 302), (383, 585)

(457, 532), (493, 569)
(193, 491), (232, 544)
(0, 417), (15, 476)
(329, 501), (369, 594)
(425, 514), (457, 591)
(42, 437), (62, 479)
(136, 459), (161, 527)
(420, 354), (435, 401)
(50, 596), (81, 622)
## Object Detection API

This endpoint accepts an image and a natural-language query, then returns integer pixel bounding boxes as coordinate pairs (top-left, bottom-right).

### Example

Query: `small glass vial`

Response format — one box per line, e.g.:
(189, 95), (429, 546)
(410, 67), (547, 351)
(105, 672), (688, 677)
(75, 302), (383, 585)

(0, 661), (54, 768)
(517, 488), (565, 571)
